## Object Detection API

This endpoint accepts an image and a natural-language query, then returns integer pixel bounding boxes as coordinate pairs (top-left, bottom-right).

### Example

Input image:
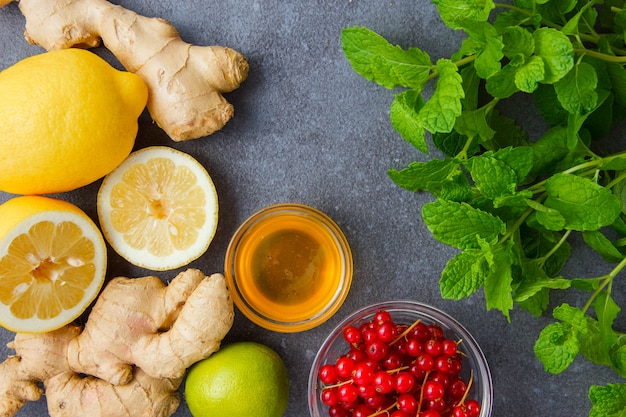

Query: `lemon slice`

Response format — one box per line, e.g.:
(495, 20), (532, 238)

(97, 146), (219, 271)
(0, 196), (107, 333)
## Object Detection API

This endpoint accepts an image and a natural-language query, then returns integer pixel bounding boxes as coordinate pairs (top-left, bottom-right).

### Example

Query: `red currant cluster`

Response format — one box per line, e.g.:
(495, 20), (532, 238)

(317, 310), (481, 417)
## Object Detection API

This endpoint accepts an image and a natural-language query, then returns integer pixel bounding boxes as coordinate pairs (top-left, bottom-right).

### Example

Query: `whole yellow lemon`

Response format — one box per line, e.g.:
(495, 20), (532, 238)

(0, 49), (148, 195)
(185, 342), (290, 417)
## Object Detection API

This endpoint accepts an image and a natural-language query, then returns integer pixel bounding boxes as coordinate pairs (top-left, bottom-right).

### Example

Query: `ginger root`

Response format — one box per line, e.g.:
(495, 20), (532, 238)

(1, 0), (249, 141)
(0, 269), (234, 417)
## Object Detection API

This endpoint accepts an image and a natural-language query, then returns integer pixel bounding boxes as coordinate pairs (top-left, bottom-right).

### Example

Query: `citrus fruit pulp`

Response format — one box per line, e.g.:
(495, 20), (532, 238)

(0, 48), (148, 195)
(0, 196), (107, 333)
(97, 146), (219, 271)
(184, 341), (290, 417)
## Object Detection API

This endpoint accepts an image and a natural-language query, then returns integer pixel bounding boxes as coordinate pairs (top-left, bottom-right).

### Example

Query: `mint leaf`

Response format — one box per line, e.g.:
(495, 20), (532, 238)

(388, 158), (461, 193)
(514, 272), (571, 303)
(501, 26), (534, 64)
(390, 90), (427, 153)
(432, 0), (495, 29)
(515, 56), (545, 93)
(485, 64), (520, 98)
(433, 130), (479, 157)
(534, 84), (569, 126)
(458, 21), (503, 79)
(534, 321), (579, 374)
(554, 61), (599, 115)
(491, 146), (534, 183)
(440, 248), (487, 299)
(454, 107), (496, 142)
(589, 384), (626, 417)
(484, 110), (530, 150)
(483, 240), (515, 320)
(467, 154), (517, 199)
(533, 27), (574, 84)
(341, 26), (432, 90)
(422, 199), (506, 249)
(418, 59), (464, 133)
(440, 173), (474, 202)
(593, 292), (620, 368)
(582, 230), (624, 263)
(543, 173), (622, 231)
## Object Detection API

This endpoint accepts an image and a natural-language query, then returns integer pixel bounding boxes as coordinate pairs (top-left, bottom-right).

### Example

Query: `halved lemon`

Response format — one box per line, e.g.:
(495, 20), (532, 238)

(0, 196), (107, 333)
(97, 146), (219, 271)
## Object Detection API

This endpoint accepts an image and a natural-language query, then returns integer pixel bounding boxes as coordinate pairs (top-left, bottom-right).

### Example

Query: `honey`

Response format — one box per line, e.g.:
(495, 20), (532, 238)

(225, 204), (353, 332)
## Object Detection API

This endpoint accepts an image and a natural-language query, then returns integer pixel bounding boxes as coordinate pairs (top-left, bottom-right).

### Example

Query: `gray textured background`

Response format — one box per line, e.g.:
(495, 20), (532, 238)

(1, 1), (625, 416)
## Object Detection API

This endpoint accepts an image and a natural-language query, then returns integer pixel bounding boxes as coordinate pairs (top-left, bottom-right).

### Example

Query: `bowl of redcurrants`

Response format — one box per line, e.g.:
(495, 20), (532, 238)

(308, 300), (493, 417)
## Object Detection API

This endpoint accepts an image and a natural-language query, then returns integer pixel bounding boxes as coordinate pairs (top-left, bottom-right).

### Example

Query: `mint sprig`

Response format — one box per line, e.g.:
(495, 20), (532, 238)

(341, 0), (626, 413)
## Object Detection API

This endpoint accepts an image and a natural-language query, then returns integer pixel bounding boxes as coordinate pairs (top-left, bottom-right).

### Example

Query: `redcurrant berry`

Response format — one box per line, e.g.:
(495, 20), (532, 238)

(416, 354), (435, 372)
(427, 324), (444, 340)
(363, 392), (385, 409)
(406, 337), (423, 356)
(361, 328), (378, 345)
(357, 383), (376, 399)
(383, 350), (404, 370)
(343, 325), (362, 346)
(365, 340), (388, 361)
(351, 404), (374, 417)
(353, 362), (374, 386)
(397, 392), (418, 414)
(442, 338), (458, 356)
(423, 380), (445, 401)
(448, 378), (468, 399)
(465, 399), (481, 417)
(452, 404), (469, 417)
(345, 349), (367, 364)
(424, 338), (442, 356)
(428, 397), (447, 412)
(319, 364), (338, 385)
(372, 370), (394, 394)
(373, 310), (392, 325)
(337, 383), (358, 403)
(321, 387), (339, 406)
(393, 371), (415, 393)
(410, 321), (430, 341)
(377, 321), (398, 342)
(334, 356), (355, 379)
(328, 405), (350, 417)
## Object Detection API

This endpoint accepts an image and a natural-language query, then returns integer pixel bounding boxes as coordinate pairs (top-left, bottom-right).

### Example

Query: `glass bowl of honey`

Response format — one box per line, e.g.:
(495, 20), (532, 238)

(224, 203), (353, 332)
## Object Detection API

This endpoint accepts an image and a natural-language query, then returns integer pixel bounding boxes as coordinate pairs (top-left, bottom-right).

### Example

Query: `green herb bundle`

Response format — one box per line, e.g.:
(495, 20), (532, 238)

(341, 0), (626, 414)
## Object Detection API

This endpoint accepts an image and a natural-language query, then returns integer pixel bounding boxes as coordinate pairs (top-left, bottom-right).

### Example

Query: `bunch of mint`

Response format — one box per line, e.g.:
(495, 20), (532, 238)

(341, 0), (626, 414)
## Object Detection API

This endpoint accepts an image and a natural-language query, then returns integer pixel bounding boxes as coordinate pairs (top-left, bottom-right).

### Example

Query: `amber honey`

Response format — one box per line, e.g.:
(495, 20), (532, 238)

(225, 204), (353, 332)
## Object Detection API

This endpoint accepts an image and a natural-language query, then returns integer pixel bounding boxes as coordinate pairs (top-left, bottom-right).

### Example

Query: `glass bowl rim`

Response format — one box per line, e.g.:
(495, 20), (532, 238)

(224, 202), (353, 333)
(307, 299), (494, 417)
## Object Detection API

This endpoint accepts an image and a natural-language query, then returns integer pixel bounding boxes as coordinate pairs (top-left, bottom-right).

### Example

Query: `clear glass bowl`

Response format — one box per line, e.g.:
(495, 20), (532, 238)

(308, 300), (493, 416)
(224, 203), (353, 333)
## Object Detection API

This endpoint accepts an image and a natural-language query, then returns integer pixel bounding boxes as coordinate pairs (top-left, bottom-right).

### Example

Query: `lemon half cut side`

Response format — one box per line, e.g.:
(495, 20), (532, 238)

(97, 146), (219, 271)
(0, 196), (107, 333)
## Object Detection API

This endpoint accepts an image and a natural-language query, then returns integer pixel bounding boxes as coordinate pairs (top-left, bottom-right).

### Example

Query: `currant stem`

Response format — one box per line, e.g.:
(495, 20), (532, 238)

(390, 318), (422, 345)
(457, 369), (474, 405)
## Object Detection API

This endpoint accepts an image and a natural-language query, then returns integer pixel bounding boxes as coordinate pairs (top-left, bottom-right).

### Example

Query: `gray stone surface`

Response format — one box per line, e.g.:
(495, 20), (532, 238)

(0, 1), (624, 416)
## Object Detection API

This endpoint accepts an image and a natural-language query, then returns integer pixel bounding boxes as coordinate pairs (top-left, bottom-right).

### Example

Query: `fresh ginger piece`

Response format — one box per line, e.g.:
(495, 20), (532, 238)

(67, 270), (234, 384)
(2, 0), (249, 141)
(45, 368), (181, 417)
(0, 326), (181, 417)
(0, 270), (233, 417)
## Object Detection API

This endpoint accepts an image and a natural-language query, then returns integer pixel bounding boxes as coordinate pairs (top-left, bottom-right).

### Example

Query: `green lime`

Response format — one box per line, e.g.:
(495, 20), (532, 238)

(184, 341), (290, 417)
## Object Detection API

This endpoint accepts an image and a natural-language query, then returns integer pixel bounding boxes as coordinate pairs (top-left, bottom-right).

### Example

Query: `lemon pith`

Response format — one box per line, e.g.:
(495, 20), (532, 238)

(97, 146), (219, 271)
(0, 49), (148, 195)
(0, 196), (107, 333)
